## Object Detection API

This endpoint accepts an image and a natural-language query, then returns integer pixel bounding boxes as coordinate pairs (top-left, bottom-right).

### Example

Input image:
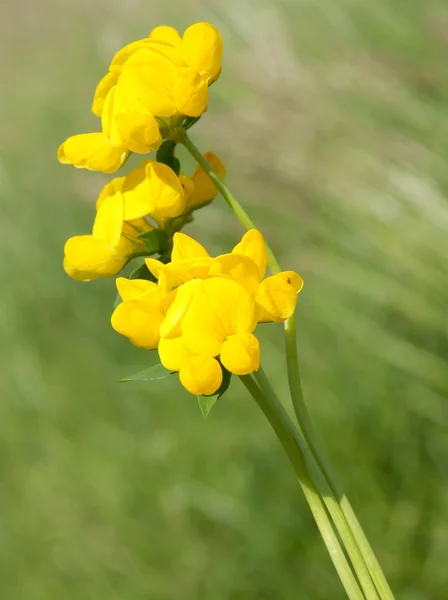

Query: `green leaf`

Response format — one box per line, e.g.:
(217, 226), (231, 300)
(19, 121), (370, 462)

(119, 363), (174, 382)
(183, 116), (201, 130)
(137, 229), (169, 255)
(197, 395), (217, 418)
(129, 262), (157, 282)
(156, 140), (181, 175)
(196, 366), (232, 418)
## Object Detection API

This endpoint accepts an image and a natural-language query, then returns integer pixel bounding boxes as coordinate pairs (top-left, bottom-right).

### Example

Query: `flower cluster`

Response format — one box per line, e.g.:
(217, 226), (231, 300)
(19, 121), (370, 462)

(58, 20), (303, 399)
(58, 21), (226, 281)
(112, 230), (303, 396)
(63, 152), (225, 281)
(58, 22), (223, 173)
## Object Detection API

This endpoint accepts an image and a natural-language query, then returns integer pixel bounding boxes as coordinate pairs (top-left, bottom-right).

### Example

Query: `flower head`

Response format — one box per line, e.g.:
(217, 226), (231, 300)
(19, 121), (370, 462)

(114, 229), (303, 396)
(63, 179), (150, 281)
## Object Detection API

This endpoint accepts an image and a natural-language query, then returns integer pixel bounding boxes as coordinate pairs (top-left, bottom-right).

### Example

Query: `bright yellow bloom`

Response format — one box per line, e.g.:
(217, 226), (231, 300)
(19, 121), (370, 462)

(180, 22), (223, 84)
(111, 278), (166, 349)
(158, 277), (259, 395)
(188, 152), (226, 209)
(112, 22), (223, 152)
(60, 22), (223, 168)
(122, 160), (191, 224)
(145, 233), (214, 294)
(58, 86), (130, 173)
(146, 229), (303, 322)
(63, 180), (150, 281)
(111, 230), (302, 396)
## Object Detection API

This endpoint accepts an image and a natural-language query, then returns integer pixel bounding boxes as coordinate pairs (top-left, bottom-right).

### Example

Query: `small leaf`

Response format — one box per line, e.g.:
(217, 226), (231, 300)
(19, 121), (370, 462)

(156, 140), (181, 175)
(183, 116), (201, 130)
(129, 262), (157, 282)
(137, 229), (169, 255)
(119, 363), (174, 382)
(196, 366), (232, 418)
(197, 395), (217, 418)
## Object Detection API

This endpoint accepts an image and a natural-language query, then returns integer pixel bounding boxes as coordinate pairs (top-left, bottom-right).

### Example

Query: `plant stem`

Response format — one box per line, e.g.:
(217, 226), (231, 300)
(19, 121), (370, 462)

(182, 130), (395, 600)
(284, 316), (395, 600)
(254, 368), (380, 600)
(240, 374), (365, 600)
(180, 132), (280, 274)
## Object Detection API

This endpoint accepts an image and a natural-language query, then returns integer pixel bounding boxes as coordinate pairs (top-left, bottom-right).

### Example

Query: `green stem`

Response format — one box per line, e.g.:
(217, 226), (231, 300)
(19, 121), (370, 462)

(284, 317), (395, 600)
(254, 368), (380, 600)
(240, 374), (365, 600)
(180, 132), (280, 274)
(182, 130), (395, 600)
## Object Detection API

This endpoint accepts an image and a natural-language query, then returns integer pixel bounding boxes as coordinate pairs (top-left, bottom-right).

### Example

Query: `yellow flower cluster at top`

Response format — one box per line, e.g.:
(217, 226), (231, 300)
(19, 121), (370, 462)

(57, 20), (304, 397)
(112, 230), (303, 396)
(58, 21), (226, 282)
(58, 22), (223, 172)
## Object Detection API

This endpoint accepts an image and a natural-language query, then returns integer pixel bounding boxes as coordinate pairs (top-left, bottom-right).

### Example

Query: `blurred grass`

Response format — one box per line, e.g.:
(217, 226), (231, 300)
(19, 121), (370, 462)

(1, 0), (448, 598)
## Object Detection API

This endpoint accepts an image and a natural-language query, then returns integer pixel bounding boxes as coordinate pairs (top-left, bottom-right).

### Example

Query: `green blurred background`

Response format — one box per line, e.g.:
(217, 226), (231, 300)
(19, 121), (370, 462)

(1, 0), (448, 598)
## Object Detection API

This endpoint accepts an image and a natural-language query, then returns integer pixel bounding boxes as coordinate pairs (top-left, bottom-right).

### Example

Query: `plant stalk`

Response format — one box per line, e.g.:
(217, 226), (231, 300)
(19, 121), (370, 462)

(240, 374), (365, 600)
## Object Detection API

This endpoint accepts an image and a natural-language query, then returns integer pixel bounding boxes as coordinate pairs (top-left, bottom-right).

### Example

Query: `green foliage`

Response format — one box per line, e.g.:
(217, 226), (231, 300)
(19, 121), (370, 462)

(137, 229), (169, 255)
(156, 140), (181, 175)
(197, 367), (232, 418)
(120, 363), (174, 382)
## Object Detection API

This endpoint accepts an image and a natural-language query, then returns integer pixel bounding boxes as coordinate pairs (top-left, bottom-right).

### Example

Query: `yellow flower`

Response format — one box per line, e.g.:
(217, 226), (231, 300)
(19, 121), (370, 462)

(187, 152), (226, 209)
(159, 277), (260, 395)
(58, 86), (130, 173)
(91, 25), (181, 116)
(180, 22), (223, 84)
(145, 233), (214, 294)
(112, 22), (223, 152)
(111, 278), (166, 349)
(121, 160), (190, 224)
(146, 229), (303, 322)
(63, 179), (150, 281)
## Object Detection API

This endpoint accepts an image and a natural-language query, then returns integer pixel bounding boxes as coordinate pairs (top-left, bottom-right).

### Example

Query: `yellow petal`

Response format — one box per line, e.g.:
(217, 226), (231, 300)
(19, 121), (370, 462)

(124, 217), (152, 236)
(116, 277), (158, 301)
(101, 85), (122, 146)
(182, 278), (257, 357)
(179, 355), (223, 396)
(160, 279), (202, 339)
(232, 229), (266, 280)
(113, 111), (162, 154)
(179, 173), (195, 203)
(158, 337), (192, 371)
(220, 333), (260, 375)
(116, 47), (178, 116)
(92, 189), (124, 246)
(57, 133), (128, 173)
(63, 235), (126, 281)
(109, 38), (153, 74)
(189, 152), (226, 208)
(209, 253), (260, 297)
(149, 25), (181, 46)
(92, 71), (119, 117)
(173, 67), (209, 116)
(171, 232), (209, 262)
(145, 161), (186, 221)
(145, 258), (165, 281)
(111, 300), (163, 349)
(181, 22), (224, 82)
(121, 164), (153, 220)
(96, 176), (126, 210)
(256, 271), (304, 322)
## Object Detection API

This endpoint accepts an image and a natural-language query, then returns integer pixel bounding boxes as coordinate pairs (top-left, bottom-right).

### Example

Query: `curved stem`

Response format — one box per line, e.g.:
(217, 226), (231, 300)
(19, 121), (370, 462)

(182, 130), (395, 600)
(284, 316), (395, 600)
(240, 374), (365, 600)
(254, 368), (380, 600)
(180, 132), (280, 273)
